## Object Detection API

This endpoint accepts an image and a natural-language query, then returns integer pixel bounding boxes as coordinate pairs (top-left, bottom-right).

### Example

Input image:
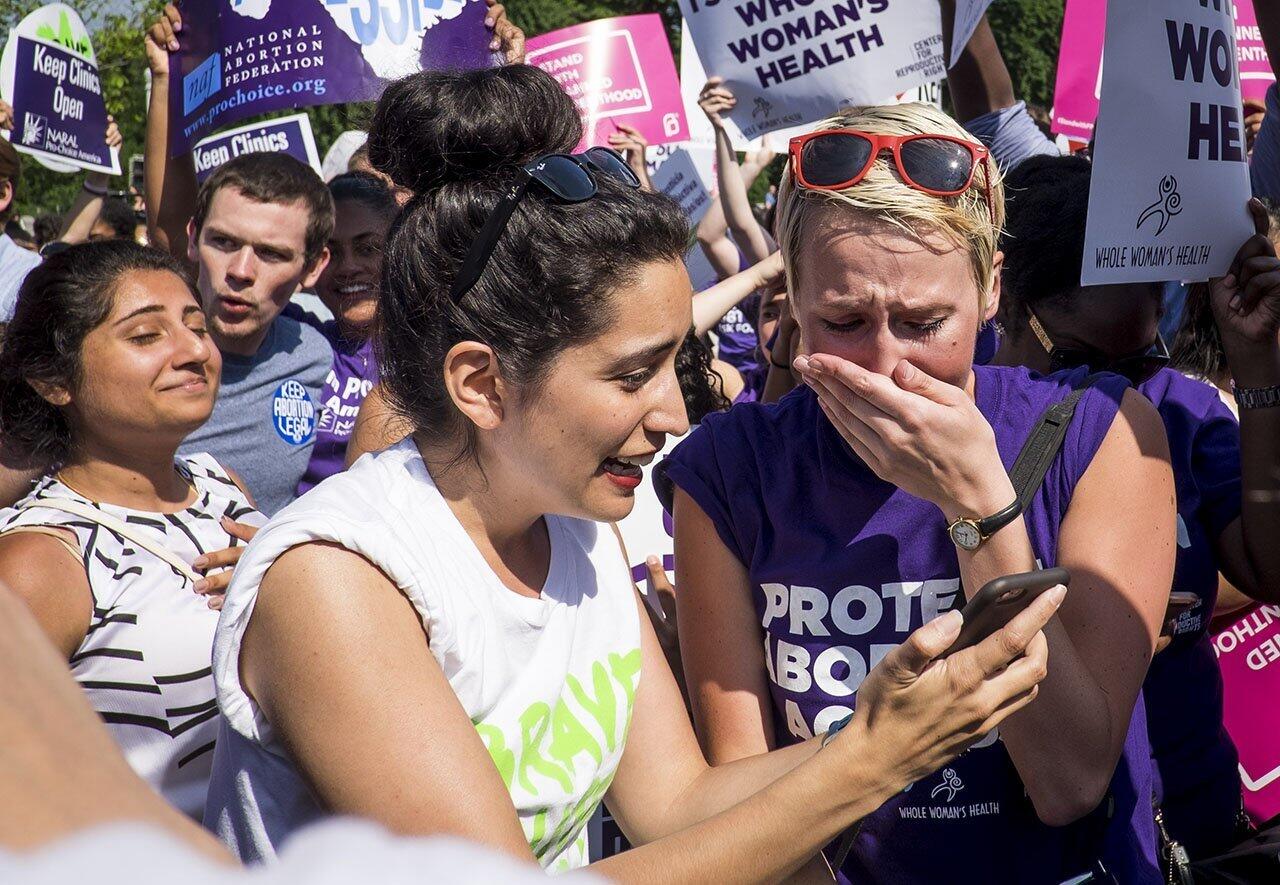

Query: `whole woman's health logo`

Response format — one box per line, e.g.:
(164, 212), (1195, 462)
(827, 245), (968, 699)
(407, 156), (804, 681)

(271, 380), (317, 445)
(1136, 174), (1184, 236)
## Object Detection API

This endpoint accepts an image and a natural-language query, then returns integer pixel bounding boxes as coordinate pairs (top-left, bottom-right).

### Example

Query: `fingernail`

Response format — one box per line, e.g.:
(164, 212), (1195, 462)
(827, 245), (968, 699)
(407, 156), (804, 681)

(647, 555), (660, 567)
(793, 354), (811, 373)
(490, 38), (499, 49)
(1047, 584), (1067, 606)
(1230, 294), (1242, 310)
(169, 41), (179, 51)
(485, 16), (494, 25)
(899, 361), (915, 381)
(936, 609), (963, 636)
(192, 556), (208, 569)
(193, 579), (208, 594)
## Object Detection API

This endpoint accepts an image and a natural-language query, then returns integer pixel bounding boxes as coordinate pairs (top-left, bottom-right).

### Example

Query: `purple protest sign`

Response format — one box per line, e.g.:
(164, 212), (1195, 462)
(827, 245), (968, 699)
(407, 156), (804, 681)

(1236, 1), (1275, 104)
(526, 14), (689, 151)
(169, 0), (494, 156)
(1051, 0), (1105, 141)
(193, 113), (321, 183)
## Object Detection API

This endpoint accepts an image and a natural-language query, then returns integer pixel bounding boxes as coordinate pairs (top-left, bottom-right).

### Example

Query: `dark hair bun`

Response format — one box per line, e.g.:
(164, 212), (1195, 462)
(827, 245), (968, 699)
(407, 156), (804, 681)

(367, 65), (583, 194)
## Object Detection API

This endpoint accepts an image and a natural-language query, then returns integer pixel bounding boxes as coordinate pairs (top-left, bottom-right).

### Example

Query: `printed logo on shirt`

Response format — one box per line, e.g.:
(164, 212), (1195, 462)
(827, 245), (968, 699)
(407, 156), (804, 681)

(474, 649), (641, 870)
(270, 380), (316, 445)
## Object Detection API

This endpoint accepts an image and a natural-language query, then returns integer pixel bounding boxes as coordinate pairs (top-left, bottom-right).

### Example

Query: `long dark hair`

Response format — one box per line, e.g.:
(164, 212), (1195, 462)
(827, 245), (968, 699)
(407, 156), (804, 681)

(0, 241), (192, 463)
(366, 65), (690, 463)
(675, 332), (731, 424)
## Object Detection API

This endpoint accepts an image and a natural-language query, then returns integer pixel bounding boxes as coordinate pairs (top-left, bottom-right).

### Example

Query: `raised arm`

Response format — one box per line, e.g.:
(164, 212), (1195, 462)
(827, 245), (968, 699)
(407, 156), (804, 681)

(57, 118), (122, 245)
(1207, 200), (1280, 600)
(946, 11), (1058, 172)
(698, 78), (772, 265)
(692, 252), (781, 337)
(143, 4), (198, 265)
(694, 202), (742, 283)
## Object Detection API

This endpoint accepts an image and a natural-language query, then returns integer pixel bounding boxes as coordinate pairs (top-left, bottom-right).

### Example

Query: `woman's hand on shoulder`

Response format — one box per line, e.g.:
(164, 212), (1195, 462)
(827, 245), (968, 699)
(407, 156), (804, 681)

(833, 584), (1063, 789)
(795, 354), (1014, 518)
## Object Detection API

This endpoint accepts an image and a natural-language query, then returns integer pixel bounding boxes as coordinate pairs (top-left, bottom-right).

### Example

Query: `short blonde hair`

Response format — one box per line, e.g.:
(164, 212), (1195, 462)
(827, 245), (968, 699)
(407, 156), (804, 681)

(776, 103), (1005, 309)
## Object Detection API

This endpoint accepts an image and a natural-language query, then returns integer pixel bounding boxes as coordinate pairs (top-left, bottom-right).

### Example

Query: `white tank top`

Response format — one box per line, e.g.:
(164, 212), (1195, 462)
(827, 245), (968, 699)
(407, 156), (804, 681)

(0, 454), (264, 818)
(206, 438), (642, 871)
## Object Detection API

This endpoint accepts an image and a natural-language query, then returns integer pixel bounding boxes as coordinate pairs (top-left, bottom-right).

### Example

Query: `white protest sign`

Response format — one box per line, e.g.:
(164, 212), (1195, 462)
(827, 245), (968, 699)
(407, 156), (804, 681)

(192, 113), (321, 183)
(949, 0), (995, 68)
(647, 144), (714, 225)
(678, 0), (945, 140)
(322, 130), (368, 182)
(1082, 0), (1253, 285)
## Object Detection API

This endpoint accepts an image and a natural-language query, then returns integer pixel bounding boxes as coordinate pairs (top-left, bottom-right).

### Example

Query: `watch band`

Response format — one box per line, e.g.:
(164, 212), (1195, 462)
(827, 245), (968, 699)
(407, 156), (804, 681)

(1234, 384), (1280, 410)
(974, 497), (1024, 538)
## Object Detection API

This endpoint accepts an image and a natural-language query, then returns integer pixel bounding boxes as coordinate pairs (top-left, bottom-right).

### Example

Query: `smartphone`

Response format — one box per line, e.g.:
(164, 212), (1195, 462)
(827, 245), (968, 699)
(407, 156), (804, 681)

(943, 567), (1070, 657)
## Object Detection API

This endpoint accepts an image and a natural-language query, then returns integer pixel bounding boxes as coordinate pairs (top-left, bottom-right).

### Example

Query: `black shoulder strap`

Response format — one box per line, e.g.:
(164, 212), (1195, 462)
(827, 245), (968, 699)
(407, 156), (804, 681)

(1007, 374), (1102, 512)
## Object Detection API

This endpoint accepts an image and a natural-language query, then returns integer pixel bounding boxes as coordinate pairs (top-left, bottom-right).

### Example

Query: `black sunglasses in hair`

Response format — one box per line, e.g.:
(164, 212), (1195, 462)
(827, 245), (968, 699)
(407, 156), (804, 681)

(1028, 309), (1170, 385)
(449, 147), (642, 301)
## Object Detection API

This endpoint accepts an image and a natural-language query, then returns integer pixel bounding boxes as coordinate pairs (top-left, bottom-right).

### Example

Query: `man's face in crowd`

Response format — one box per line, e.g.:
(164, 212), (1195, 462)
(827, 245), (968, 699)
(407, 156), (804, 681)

(793, 208), (996, 391)
(188, 186), (329, 354)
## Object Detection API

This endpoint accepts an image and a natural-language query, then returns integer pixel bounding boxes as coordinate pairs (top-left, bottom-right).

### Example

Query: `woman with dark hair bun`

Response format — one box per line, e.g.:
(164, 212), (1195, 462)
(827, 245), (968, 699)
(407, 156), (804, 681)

(204, 65), (1056, 877)
(0, 240), (265, 819)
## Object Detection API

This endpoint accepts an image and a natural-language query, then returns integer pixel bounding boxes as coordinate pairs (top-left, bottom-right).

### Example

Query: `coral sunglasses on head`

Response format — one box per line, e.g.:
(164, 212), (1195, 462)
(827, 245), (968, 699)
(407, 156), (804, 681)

(788, 130), (995, 225)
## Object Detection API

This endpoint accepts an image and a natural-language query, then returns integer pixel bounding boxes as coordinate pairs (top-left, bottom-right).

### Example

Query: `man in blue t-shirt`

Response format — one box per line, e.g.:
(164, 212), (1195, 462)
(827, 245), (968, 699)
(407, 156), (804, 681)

(144, 11), (333, 515)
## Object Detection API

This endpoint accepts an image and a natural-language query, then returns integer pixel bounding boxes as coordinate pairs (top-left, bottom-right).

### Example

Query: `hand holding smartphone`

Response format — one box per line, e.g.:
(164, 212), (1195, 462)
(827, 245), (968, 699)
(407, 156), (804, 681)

(944, 567), (1070, 658)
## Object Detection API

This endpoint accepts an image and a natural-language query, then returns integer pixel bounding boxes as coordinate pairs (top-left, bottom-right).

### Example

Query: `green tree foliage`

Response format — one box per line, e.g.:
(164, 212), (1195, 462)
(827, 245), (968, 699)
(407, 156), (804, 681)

(987, 0), (1066, 113)
(5, 0), (1068, 217)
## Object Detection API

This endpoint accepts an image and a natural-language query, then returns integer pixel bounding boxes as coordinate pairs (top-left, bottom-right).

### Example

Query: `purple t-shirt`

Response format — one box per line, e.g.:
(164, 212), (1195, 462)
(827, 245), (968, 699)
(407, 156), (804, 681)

(296, 321), (377, 495)
(1138, 369), (1243, 856)
(716, 294), (760, 375)
(667, 365), (1160, 884)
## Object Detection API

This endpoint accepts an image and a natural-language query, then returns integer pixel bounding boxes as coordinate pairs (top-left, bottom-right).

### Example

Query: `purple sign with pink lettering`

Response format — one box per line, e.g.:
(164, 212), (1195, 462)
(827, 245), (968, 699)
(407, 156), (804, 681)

(525, 14), (689, 152)
(1051, 0), (1105, 141)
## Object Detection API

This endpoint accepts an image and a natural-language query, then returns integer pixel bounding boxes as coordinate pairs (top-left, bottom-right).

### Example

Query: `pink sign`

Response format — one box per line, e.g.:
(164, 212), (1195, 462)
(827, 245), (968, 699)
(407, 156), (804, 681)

(1236, 1), (1276, 104)
(1051, 0), (1105, 141)
(1212, 604), (1280, 825)
(1053, 0), (1273, 140)
(526, 14), (689, 152)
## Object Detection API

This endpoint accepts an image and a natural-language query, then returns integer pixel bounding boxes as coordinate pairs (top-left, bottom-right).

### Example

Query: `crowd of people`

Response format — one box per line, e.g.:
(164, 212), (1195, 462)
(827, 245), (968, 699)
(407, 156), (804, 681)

(0, 1), (1279, 883)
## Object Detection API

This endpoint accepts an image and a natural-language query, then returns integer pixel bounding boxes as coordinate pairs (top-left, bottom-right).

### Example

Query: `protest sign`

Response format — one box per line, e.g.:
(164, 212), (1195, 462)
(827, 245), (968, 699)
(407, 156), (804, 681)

(1081, 0), (1253, 285)
(321, 129), (368, 182)
(169, 0), (494, 155)
(192, 113), (321, 183)
(1235, 1), (1275, 103)
(1051, 0), (1105, 141)
(527, 14), (688, 151)
(647, 144), (713, 225)
(1054, 0), (1271, 141)
(949, 0), (994, 69)
(678, 0), (944, 141)
(0, 4), (119, 175)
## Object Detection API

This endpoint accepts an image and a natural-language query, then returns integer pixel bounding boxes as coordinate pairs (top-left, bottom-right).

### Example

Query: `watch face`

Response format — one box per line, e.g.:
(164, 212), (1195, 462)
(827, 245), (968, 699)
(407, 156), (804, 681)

(950, 521), (982, 550)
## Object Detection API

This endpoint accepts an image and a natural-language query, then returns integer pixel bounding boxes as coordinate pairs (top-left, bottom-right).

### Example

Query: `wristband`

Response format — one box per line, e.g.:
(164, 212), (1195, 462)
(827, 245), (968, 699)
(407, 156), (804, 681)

(1233, 384), (1280, 410)
(82, 181), (108, 197)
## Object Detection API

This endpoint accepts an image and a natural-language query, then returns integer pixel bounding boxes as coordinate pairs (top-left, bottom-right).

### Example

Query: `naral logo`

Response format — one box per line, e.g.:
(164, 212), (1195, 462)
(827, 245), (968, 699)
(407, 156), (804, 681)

(21, 112), (46, 146)
(271, 380), (316, 445)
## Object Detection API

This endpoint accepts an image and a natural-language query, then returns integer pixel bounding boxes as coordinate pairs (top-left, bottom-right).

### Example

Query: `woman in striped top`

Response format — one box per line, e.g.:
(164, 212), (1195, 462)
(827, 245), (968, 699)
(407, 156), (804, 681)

(0, 241), (264, 818)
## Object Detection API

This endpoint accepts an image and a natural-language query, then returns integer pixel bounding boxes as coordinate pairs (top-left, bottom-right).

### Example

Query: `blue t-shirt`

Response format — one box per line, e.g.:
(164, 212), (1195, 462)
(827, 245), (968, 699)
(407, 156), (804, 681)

(179, 315), (331, 516)
(666, 366), (1160, 884)
(1251, 83), (1280, 202)
(964, 101), (1061, 173)
(1138, 369), (1244, 856)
